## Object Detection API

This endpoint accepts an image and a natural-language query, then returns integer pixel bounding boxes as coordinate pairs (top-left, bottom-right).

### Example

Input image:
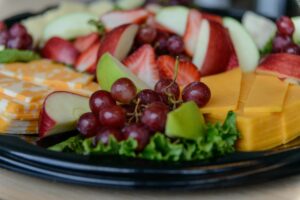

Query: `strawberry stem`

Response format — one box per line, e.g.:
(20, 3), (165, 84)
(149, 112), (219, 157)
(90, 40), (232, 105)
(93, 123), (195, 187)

(88, 20), (105, 35)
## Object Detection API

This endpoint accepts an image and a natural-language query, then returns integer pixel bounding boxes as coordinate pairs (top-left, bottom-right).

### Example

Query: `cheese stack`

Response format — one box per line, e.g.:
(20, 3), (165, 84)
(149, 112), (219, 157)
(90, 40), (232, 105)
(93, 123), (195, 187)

(0, 60), (100, 135)
(201, 68), (300, 151)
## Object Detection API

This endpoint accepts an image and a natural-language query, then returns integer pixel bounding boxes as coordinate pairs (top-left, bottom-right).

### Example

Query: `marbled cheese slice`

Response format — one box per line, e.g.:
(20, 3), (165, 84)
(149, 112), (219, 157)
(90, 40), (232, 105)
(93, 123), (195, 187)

(0, 60), (93, 90)
(0, 74), (51, 103)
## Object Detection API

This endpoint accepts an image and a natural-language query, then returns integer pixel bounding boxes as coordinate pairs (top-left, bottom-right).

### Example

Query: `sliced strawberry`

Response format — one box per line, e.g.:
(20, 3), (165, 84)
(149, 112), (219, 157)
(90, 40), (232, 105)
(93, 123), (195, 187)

(202, 12), (223, 24)
(101, 9), (150, 31)
(74, 32), (100, 53)
(42, 37), (79, 65)
(123, 44), (159, 88)
(183, 9), (203, 56)
(157, 55), (201, 87)
(75, 42), (101, 74)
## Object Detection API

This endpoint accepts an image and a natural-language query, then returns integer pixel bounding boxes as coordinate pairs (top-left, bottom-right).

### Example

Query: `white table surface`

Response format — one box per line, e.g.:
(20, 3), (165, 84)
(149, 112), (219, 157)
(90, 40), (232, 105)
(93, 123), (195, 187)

(0, 1), (300, 200)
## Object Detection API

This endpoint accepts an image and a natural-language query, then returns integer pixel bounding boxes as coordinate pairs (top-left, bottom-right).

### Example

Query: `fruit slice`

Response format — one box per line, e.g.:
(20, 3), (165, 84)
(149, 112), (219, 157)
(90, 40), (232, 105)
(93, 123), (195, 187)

(43, 12), (97, 41)
(183, 9), (203, 56)
(73, 32), (100, 53)
(123, 44), (159, 88)
(155, 6), (189, 36)
(75, 42), (101, 74)
(256, 53), (300, 83)
(116, 0), (145, 10)
(192, 19), (232, 76)
(157, 55), (201, 87)
(202, 12), (222, 24)
(101, 9), (149, 31)
(39, 91), (90, 137)
(88, 0), (114, 17)
(242, 11), (276, 53)
(223, 17), (260, 73)
(166, 101), (205, 140)
(97, 53), (150, 91)
(97, 24), (138, 63)
(292, 17), (300, 44)
(42, 37), (79, 65)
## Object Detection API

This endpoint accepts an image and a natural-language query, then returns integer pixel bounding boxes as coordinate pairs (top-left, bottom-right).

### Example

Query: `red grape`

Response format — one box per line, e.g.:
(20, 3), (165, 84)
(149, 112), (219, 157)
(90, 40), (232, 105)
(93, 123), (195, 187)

(98, 105), (126, 128)
(77, 112), (99, 138)
(141, 102), (169, 132)
(0, 30), (9, 46)
(111, 78), (137, 104)
(167, 35), (184, 55)
(272, 34), (293, 53)
(122, 124), (150, 151)
(284, 43), (300, 55)
(155, 79), (180, 100)
(9, 23), (27, 37)
(137, 26), (157, 44)
(182, 82), (211, 108)
(155, 31), (169, 54)
(137, 89), (161, 105)
(276, 16), (295, 36)
(0, 21), (7, 31)
(93, 127), (123, 145)
(89, 91), (116, 115)
(6, 34), (33, 50)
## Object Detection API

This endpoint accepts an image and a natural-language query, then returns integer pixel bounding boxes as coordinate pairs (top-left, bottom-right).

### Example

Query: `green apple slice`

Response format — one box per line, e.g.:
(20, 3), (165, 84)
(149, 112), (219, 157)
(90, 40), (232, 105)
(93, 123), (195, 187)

(223, 17), (260, 73)
(43, 12), (97, 41)
(88, 0), (114, 16)
(155, 6), (189, 36)
(116, 0), (145, 10)
(292, 17), (300, 44)
(166, 101), (205, 140)
(242, 11), (276, 53)
(97, 53), (150, 91)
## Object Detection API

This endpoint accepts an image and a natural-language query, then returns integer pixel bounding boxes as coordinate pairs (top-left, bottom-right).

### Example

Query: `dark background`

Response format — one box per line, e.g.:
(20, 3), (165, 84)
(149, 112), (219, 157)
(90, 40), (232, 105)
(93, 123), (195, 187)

(194, 0), (299, 17)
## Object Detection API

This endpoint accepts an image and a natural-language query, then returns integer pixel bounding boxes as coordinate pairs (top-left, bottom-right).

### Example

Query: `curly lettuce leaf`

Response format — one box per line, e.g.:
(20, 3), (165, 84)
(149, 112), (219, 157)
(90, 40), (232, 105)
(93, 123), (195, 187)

(0, 49), (40, 63)
(48, 112), (239, 162)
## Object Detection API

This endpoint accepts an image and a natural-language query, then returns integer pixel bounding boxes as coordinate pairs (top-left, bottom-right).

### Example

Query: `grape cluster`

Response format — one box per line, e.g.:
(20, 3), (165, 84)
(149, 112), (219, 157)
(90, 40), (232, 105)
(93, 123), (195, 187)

(0, 22), (33, 50)
(272, 16), (300, 55)
(136, 25), (190, 59)
(77, 77), (211, 151)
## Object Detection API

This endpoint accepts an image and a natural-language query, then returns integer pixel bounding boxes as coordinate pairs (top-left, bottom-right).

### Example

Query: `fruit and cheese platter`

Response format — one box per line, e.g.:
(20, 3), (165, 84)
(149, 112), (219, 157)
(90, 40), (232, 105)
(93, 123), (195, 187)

(1, 0), (300, 189)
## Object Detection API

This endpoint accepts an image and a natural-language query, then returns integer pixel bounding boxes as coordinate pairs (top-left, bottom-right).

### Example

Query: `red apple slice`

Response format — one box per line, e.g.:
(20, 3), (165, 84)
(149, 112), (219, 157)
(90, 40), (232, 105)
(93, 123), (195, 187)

(39, 91), (90, 138)
(192, 19), (232, 76)
(97, 24), (138, 63)
(101, 9), (149, 31)
(257, 53), (300, 83)
(183, 9), (203, 56)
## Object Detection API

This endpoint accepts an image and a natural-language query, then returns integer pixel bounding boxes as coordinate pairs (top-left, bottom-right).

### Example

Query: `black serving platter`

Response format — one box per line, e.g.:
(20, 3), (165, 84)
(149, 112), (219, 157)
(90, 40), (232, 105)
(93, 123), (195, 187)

(1, 5), (300, 190)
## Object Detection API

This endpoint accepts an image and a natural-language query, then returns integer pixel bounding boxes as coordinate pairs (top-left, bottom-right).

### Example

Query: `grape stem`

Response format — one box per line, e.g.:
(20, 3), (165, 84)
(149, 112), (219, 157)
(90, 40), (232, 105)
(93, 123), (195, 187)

(164, 56), (179, 94)
(128, 98), (142, 123)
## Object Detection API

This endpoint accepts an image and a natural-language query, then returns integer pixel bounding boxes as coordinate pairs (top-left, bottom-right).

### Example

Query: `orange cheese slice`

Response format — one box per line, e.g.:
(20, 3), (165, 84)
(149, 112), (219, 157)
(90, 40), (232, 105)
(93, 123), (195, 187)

(244, 75), (289, 113)
(0, 60), (93, 90)
(281, 85), (300, 144)
(0, 74), (51, 103)
(201, 68), (242, 113)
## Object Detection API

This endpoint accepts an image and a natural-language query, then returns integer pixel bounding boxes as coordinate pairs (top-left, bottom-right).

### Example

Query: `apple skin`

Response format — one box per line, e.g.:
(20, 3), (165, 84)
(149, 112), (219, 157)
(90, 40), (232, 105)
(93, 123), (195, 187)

(39, 91), (90, 138)
(97, 53), (150, 91)
(257, 53), (300, 81)
(193, 20), (232, 76)
(183, 9), (203, 56)
(97, 24), (138, 63)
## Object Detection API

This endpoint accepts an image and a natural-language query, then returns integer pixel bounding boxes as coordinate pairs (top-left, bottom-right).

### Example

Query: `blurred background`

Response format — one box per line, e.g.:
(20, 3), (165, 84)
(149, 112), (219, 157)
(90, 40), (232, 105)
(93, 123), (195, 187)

(0, 0), (299, 20)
